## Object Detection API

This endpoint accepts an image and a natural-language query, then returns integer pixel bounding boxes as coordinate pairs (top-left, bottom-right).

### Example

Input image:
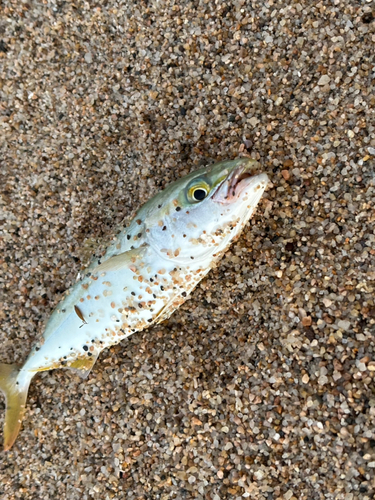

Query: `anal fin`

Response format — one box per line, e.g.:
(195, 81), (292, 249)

(68, 354), (98, 379)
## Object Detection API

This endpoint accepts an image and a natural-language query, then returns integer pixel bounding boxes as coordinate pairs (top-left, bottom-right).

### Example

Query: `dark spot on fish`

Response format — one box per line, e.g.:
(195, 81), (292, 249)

(137, 233), (142, 238)
(147, 319), (152, 323)
(182, 292), (187, 297)
(61, 361), (67, 366)
(131, 329), (136, 332)
(63, 356), (67, 359)
(127, 235), (131, 240)
(158, 204), (162, 208)
(176, 206), (181, 211)
(190, 256), (194, 259)
(183, 234), (186, 238)
(120, 329), (125, 334)
(83, 345), (89, 351)
(150, 278), (154, 282)
(62, 309), (66, 313)
(153, 294), (156, 298)
(160, 286), (164, 291)
(35, 347), (40, 351)
(138, 303), (143, 308)
(162, 226), (167, 231)
(136, 219), (142, 225)
(88, 352), (92, 357)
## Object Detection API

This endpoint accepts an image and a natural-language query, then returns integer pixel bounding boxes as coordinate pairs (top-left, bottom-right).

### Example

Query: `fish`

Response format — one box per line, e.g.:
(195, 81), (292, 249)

(0, 157), (269, 451)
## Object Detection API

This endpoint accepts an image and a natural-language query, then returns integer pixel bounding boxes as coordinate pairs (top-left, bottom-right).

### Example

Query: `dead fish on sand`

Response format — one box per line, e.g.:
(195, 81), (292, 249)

(0, 158), (268, 451)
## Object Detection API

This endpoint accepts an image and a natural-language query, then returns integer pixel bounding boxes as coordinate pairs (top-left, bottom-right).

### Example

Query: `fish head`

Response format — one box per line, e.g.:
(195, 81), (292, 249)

(142, 158), (269, 265)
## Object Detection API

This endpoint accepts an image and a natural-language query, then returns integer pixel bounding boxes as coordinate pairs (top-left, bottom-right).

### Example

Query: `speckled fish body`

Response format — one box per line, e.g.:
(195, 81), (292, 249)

(0, 158), (269, 450)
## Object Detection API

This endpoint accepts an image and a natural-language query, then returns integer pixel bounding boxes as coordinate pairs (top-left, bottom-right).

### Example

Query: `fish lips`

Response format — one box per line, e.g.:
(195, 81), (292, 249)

(212, 167), (269, 204)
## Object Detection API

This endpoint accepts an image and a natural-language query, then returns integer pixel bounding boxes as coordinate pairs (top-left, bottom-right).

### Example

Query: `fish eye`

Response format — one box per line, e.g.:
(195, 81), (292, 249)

(192, 188), (207, 201)
(187, 179), (210, 203)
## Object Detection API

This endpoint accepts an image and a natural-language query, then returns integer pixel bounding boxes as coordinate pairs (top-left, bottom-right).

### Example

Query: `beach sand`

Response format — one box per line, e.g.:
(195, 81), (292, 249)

(0, 1), (374, 498)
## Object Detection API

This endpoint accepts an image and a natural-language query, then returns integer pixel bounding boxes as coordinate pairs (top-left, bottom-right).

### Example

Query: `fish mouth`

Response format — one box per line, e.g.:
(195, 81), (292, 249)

(212, 163), (267, 204)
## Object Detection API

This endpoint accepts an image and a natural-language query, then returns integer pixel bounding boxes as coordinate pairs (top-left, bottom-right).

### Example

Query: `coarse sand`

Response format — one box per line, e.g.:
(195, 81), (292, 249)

(1, 1), (375, 499)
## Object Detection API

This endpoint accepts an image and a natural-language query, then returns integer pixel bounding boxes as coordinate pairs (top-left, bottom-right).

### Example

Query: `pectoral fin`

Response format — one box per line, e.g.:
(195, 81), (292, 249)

(93, 246), (148, 274)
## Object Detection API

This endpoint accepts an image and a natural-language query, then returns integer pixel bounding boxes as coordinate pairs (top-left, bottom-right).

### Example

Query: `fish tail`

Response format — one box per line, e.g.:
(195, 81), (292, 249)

(0, 363), (32, 451)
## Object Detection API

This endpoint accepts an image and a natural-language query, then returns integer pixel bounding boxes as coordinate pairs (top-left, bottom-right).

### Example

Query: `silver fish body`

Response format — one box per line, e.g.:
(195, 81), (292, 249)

(0, 158), (269, 450)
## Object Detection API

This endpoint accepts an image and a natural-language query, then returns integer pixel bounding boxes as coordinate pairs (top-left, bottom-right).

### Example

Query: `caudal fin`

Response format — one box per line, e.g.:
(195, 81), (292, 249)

(0, 363), (32, 451)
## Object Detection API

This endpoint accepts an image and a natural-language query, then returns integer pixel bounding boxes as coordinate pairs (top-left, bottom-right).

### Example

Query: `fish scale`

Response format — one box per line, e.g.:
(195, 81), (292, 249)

(0, 158), (269, 450)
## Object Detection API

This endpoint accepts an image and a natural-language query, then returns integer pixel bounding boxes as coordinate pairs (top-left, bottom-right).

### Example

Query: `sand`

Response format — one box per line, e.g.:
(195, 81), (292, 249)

(0, 1), (375, 499)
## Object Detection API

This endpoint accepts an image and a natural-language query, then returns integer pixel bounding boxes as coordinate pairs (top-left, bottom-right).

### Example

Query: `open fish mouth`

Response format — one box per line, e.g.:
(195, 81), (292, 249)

(212, 163), (267, 204)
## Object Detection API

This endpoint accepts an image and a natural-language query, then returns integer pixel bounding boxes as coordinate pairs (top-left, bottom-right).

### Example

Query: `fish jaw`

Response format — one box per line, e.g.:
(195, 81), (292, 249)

(219, 172), (270, 220)
(212, 165), (269, 204)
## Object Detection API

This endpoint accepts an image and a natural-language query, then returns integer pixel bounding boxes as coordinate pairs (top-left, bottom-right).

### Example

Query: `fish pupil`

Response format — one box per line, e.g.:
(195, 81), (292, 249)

(193, 188), (207, 201)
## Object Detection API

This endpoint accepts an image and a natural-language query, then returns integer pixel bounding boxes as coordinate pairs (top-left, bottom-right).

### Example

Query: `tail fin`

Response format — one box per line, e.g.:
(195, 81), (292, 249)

(0, 363), (32, 451)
